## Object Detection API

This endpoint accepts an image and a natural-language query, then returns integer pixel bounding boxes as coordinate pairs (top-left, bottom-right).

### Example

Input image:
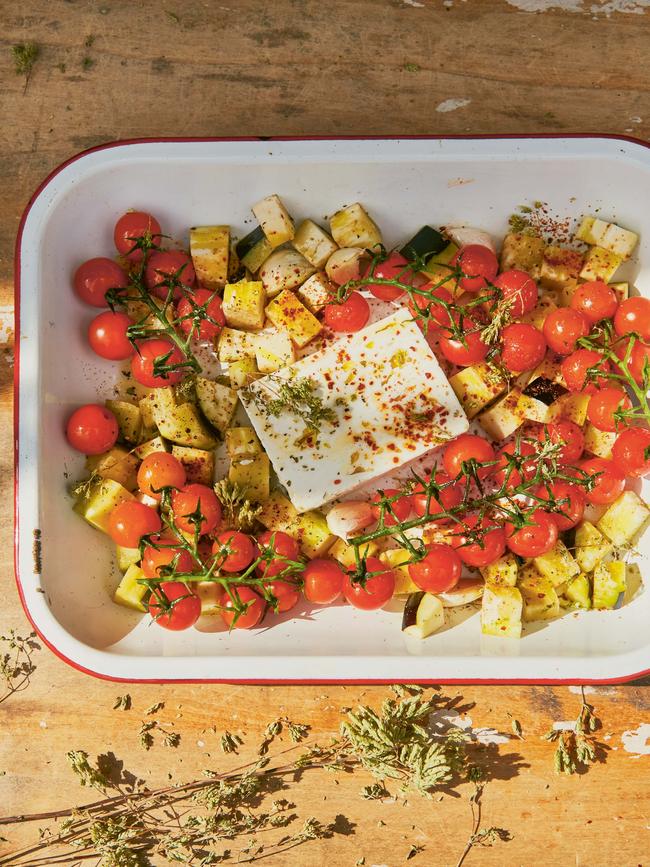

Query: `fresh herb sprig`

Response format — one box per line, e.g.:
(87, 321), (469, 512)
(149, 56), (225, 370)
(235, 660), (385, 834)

(244, 374), (339, 433)
(543, 687), (605, 775)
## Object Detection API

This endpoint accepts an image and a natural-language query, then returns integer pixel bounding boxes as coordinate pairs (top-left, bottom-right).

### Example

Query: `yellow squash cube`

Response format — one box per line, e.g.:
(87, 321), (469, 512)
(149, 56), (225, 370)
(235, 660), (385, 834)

(74, 478), (135, 534)
(217, 327), (257, 363)
(114, 564), (148, 612)
(190, 225), (230, 289)
(575, 521), (612, 573)
(480, 553), (518, 588)
(499, 233), (545, 278)
(379, 548), (420, 596)
(597, 491), (650, 546)
(293, 220), (338, 269)
(532, 540), (580, 587)
(265, 289), (323, 348)
(228, 355), (260, 389)
(540, 246), (584, 291)
(86, 446), (139, 492)
(252, 194), (295, 248)
(579, 246), (622, 283)
(222, 280), (266, 331)
(330, 202), (382, 249)
(229, 453), (270, 502)
(481, 586), (523, 638)
(226, 427), (262, 460)
(171, 445), (215, 486)
(449, 363), (507, 419)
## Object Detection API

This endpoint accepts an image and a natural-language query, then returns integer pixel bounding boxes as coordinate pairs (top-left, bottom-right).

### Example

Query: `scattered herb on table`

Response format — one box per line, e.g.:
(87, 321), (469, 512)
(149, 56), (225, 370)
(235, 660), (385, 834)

(11, 43), (39, 92)
(0, 631), (39, 705)
(543, 687), (605, 775)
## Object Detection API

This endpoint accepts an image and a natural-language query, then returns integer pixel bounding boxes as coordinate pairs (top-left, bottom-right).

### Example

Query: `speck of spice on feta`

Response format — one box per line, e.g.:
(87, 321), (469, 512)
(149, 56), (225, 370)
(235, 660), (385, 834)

(240, 308), (469, 512)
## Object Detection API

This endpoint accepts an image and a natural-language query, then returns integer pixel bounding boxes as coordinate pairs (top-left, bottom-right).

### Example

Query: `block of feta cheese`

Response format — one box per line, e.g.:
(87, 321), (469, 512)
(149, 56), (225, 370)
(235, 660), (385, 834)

(239, 308), (469, 512)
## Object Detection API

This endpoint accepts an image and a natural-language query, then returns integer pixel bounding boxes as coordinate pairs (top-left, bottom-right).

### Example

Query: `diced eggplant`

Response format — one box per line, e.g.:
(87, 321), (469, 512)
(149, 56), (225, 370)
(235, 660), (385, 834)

(399, 226), (446, 261)
(597, 491), (650, 546)
(402, 592), (445, 639)
(195, 377), (238, 434)
(252, 193), (295, 248)
(325, 247), (369, 285)
(297, 272), (335, 313)
(236, 225), (274, 274)
(523, 377), (568, 407)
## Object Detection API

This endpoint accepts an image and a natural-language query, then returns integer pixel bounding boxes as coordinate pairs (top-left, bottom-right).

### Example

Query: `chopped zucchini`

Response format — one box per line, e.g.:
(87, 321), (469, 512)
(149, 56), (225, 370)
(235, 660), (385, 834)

(252, 193), (295, 248)
(292, 219), (338, 268)
(575, 216), (600, 245)
(583, 424), (616, 459)
(597, 490), (650, 546)
(400, 225), (446, 261)
(138, 395), (158, 441)
(226, 427), (262, 460)
(228, 355), (260, 389)
(575, 521), (613, 573)
(171, 445), (215, 485)
(499, 233), (545, 278)
(520, 294), (557, 330)
(105, 399), (142, 444)
(86, 446), (139, 492)
(518, 573), (560, 622)
(74, 478), (135, 534)
(222, 280), (266, 331)
(217, 327), (257, 362)
(297, 271), (335, 313)
(195, 377), (238, 434)
(133, 435), (168, 461)
(114, 563), (148, 612)
(480, 553), (518, 588)
(259, 249), (316, 298)
(481, 585), (523, 638)
(593, 560), (626, 609)
(329, 537), (379, 569)
(579, 246), (622, 283)
(532, 540), (580, 587)
(257, 491), (334, 558)
(255, 330), (296, 373)
(116, 545), (141, 572)
(380, 548), (419, 596)
(522, 376), (567, 408)
(257, 491), (297, 531)
(576, 216), (638, 259)
(402, 592), (445, 639)
(189, 225), (230, 289)
(427, 241), (459, 266)
(449, 362), (507, 419)
(540, 246), (584, 291)
(229, 453), (270, 502)
(548, 392), (590, 426)
(564, 573), (591, 609)
(148, 386), (218, 449)
(236, 225), (273, 274)
(265, 289), (323, 348)
(330, 202), (382, 249)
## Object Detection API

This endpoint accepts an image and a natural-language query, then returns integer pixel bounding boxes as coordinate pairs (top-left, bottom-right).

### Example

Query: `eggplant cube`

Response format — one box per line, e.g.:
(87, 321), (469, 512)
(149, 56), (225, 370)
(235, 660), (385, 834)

(293, 219), (338, 268)
(330, 202), (382, 249)
(402, 592), (445, 639)
(252, 193), (295, 248)
(222, 280), (266, 331)
(265, 290), (323, 348)
(195, 377), (238, 434)
(259, 250), (316, 298)
(449, 362), (507, 419)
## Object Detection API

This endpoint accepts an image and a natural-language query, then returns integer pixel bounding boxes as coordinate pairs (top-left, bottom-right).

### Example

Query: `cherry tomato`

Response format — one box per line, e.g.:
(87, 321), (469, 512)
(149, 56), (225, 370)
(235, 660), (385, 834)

(579, 457), (626, 506)
(145, 250), (196, 300)
(108, 500), (161, 548)
(343, 557), (395, 610)
(171, 484), (222, 536)
(443, 433), (495, 481)
(303, 558), (345, 605)
(256, 530), (301, 579)
(408, 544), (462, 593)
(587, 386), (632, 433)
(412, 471), (463, 521)
(66, 403), (119, 455)
(500, 323), (547, 373)
(264, 579), (301, 612)
(438, 318), (489, 367)
(363, 251), (410, 301)
(505, 509), (558, 558)
(371, 489), (412, 526)
(148, 581), (201, 631)
(614, 296), (650, 342)
(73, 257), (128, 307)
(176, 289), (226, 340)
(141, 536), (195, 580)
(614, 337), (650, 386)
(114, 211), (162, 262)
(540, 418), (585, 463)
(323, 291), (370, 332)
(452, 245), (498, 293)
(408, 284), (453, 329)
(493, 269), (538, 318)
(87, 310), (135, 361)
(543, 308), (590, 356)
(451, 514), (506, 568)
(213, 531), (255, 573)
(534, 480), (585, 531)
(612, 427), (650, 478)
(561, 348), (610, 393)
(494, 440), (537, 488)
(219, 586), (264, 629)
(570, 280), (618, 324)
(131, 338), (185, 387)
(137, 452), (187, 500)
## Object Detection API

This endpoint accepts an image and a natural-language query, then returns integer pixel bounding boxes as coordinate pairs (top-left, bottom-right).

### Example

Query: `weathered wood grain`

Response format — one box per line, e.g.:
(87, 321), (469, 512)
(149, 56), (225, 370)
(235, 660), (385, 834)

(0, 1), (649, 864)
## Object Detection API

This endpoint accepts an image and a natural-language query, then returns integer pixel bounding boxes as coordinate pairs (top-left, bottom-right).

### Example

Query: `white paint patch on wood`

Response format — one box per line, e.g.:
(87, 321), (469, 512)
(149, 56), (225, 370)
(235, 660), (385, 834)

(591, 0), (650, 15)
(621, 723), (650, 756)
(505, 0), (650, 11)
(429, 710), (510, 744)
(505, 0), (583, 10)
(553, 719), (578, 731)
(0, 306), (14, 345)
(401, 0), (425, 6)
(436, 98), (471, 113)
(568, 685), (617, 695)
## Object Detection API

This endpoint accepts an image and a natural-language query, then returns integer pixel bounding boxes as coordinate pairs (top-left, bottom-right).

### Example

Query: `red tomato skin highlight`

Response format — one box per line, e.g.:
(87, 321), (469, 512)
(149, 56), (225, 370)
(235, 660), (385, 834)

(614, 297), (650, 342)
(534, 480), (585, 531)
(408, 544), (462, 593)
(363, 251), (410, 301)
(323, 291), (370, 332)
(343, 558), (395, 610)
(493, 269), (538, 317)
(453, 245), (498, 293)
(145, 250), (196, 300)
(108, 500), (162, 548)
(570, 280), (618, 324)
(73, 257), (128, 307)
(176, 289), (226, 340)
(131, 338), (185, 387)
(303, 559), (345, 605)
(561, 349), (610, 393)
(579, 458), (626, 505)
(148, 582), (201, 631)
(505, 510), (558, 558)
(66, 404), (119, 455)
(451, 516), (506, 568)
(612, 427), (650, 478)
(543, 308), (590, 355)
(500, 323), (547, 373)
(114, 211), (162, 262)
(587, 387), (632, 433)
(220, 587), (264, 629)
(88, 310), (135, 360)
(171, 484), (222, 536)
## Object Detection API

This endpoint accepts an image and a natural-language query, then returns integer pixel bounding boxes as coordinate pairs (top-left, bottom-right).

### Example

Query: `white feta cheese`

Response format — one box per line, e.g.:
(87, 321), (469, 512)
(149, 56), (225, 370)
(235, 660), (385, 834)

(240, 308), (469, 512)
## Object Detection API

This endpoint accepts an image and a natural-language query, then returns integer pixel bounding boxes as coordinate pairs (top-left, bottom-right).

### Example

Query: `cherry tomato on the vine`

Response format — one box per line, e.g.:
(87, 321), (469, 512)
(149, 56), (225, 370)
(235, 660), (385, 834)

(264, 579), (301, 612)
(108, 500), (161, 548)
(540, 418), (585, 463)
(131, 338), (185, 387)
(114, 211), (162, 262)
(500, 323), (547, 373)
(438, 317), (489, 366)
(145, 250), (196, 300)
(505, 509), (558, 558)
(137, 452), (187, 500)
(342, 557), (395, 610)
(219, 586), (264, 629)
(371, 489), (412, 526)
(176, 289), (226, 340)
(73, 257), (128, 307)
(171, 484), (222, 536)
(561, 348), (610, 393)
(570, 280), (618, 324)
(612, 427), (650, 478)
(494, 440), (537, 488)
(452, 245), (498, 293)
(412, 471), (463, 521)
(256, 530), (301, 580)
(450, 514), (506, 568)
(148, 581), (201, 631)
(363, 251), (411, 301)
(587, 386), (633, 433)
(614, 296), (650, 342)
(614, 337), (650, 386)
(303, 558), (345, 605)
(323, 291), (370, 332)
(493, 269), (538, 318)
(579, 457), (626, 506)
(141, 536), (195, 580)
(443, 433), (495, 481)
(66, 404), (119, 455)
(408, 284), (453, 329)
(533, 480), (585, 531)
(408, 544), (462, 593)
(213, 531), (256, 573)
(88, 310), (135, 361)
(543, 307), (591, 356)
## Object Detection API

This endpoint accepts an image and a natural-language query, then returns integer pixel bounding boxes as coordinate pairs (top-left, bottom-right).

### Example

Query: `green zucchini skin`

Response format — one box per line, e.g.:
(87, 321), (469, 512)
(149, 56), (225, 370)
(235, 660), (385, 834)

(235, 225), (266, 260)
(400, 226), (446, 261)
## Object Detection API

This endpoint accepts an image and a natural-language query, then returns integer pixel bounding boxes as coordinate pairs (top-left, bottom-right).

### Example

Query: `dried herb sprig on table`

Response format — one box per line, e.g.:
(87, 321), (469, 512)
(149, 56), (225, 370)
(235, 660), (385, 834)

(0, 631), (39, 705)
(543, 687), (605, 775)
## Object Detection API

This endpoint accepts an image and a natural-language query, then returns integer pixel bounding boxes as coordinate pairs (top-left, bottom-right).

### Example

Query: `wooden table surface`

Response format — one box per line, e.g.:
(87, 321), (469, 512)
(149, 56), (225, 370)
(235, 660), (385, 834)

(1, 2), (650, 865)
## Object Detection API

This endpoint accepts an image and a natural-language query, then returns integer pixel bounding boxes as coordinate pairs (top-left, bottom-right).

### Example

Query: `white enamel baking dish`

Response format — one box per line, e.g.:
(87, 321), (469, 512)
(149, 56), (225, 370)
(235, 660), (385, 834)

(15, 135), (650, 684)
